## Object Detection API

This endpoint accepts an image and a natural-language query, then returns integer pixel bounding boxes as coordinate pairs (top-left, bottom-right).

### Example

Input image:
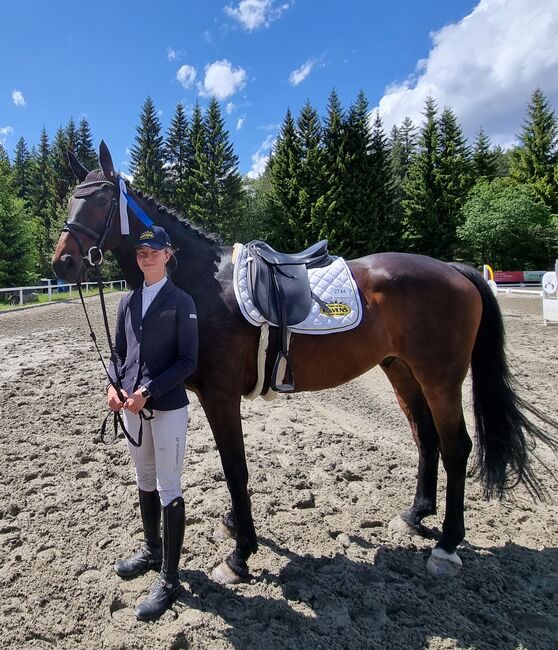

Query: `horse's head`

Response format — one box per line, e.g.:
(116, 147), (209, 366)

(52, 141), (126, 282)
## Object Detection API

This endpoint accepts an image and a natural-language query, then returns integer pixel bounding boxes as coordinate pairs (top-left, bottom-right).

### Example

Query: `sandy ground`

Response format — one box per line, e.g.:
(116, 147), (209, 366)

(0, 293), (556, 650)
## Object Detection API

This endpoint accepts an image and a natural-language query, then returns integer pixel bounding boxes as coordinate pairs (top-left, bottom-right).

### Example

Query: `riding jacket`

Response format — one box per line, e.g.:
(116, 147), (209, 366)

(108, 279), (198, 411)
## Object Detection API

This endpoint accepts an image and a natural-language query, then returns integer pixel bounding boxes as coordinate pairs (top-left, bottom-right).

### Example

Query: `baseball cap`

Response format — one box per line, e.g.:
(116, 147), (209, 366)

(135, 226), (172, 250)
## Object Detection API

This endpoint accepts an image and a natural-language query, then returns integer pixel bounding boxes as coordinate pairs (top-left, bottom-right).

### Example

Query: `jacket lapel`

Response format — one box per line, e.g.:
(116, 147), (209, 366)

(143, 279), (174, 321)
(129, 288), (143, 334)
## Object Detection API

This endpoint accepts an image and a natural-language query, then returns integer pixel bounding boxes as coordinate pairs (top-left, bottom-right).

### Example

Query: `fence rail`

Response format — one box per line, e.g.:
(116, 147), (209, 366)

(0, 280), (127, 306)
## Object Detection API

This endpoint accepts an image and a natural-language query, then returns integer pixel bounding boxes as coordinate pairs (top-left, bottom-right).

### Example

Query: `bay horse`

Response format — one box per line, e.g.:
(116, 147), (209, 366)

(53, 142), (557, 583)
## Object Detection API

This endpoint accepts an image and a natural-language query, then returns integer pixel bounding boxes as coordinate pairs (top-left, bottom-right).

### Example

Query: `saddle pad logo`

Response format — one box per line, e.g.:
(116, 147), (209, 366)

(321, 303), (352, 317)
(139, 230), (155, 240)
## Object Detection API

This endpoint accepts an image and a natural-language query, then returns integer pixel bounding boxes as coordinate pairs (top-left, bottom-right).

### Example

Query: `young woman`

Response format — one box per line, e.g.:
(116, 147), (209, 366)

(107, 225), (198, 621)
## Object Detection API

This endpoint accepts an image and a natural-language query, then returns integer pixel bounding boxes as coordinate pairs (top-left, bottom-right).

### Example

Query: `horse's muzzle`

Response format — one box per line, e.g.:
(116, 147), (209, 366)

(52, 253), (82, 283)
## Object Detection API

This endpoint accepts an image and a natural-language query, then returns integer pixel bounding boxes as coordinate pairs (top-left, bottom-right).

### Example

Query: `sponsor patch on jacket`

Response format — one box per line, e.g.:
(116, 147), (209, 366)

(189, 313), (197, 319)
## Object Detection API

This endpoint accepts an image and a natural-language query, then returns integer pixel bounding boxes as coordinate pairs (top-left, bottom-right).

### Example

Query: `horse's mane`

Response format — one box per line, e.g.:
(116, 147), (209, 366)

(130, 185), (223, 248)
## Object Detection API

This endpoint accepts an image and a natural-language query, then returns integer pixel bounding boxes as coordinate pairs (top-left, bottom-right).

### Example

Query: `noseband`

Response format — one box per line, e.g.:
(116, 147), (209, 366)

(63, 180), (118, 267)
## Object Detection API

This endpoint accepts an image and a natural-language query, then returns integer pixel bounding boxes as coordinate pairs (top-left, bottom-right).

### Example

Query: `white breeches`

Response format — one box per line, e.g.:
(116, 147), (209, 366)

(123, 406), (188, 507)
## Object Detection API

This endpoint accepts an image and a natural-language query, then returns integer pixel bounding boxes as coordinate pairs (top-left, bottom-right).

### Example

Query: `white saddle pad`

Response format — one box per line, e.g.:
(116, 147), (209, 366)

(232, 243), (363, 334)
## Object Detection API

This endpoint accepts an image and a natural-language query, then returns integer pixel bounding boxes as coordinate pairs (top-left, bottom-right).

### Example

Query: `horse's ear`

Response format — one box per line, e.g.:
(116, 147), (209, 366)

(99, 140), (117, 181)
(67, 150), (88, 181)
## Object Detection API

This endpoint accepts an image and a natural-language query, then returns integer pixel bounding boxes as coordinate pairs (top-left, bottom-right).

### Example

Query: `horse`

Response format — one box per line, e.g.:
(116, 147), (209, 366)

(52, 142), (557, 584)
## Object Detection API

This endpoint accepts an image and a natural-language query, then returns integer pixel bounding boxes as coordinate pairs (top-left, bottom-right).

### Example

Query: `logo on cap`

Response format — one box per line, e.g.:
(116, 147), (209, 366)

(139, 230), (155, 240)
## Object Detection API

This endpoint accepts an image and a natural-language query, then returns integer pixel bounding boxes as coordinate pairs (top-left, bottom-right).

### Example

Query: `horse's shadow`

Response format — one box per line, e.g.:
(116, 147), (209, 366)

(174, 537), (557, 650)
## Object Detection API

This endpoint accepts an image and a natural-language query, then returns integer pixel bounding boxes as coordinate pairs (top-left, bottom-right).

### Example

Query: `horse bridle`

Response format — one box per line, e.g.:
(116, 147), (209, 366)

(63, 180), (118, 267)
(61, 178), (152, 447)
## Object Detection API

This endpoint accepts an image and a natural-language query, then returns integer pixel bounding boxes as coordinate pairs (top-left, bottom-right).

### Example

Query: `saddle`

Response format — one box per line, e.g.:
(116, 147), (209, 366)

(246, 239), (333, 392)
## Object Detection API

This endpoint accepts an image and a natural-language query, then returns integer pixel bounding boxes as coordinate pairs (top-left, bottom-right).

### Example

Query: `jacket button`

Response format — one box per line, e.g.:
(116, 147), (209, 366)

(139, 326), (142, 330)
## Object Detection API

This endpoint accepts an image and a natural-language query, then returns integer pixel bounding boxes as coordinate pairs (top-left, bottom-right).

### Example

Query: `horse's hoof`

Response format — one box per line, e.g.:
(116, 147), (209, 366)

(213, 520), (235, 542)
(388, 515), (422, 538)
(426, 547), (462, 578)
(211, 561), (244, 585)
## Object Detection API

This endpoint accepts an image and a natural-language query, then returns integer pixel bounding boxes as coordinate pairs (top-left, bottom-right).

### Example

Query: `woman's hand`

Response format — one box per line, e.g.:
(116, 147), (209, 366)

(124, 390), (148, 415)
(107, 386), (128, 411)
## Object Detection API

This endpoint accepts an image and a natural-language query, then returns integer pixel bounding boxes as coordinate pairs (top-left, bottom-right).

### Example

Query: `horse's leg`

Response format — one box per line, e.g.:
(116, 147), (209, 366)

(420, 385), (472, 577)
(381, 358), (440, 536)
(198, 390), (258, 584)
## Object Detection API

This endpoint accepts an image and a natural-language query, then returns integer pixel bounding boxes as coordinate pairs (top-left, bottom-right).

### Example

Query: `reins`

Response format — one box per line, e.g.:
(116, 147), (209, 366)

(63, 180), (153, 447)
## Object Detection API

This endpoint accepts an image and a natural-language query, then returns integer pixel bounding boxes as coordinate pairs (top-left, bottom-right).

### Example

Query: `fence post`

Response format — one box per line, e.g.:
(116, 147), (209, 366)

(47, 279), (52, 301)
(19, 288), (23, 305)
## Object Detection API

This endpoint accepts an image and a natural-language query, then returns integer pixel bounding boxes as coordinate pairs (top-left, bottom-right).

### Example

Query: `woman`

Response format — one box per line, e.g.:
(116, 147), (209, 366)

(107, 225), (198, 621)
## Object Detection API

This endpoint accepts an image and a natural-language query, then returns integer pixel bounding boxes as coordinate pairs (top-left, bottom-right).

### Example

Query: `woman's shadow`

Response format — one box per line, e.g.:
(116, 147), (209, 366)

(175, 536), (558, 650)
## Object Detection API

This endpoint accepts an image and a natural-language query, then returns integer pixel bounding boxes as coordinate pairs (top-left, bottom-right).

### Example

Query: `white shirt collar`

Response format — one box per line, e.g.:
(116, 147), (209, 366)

(142, 276), (167, 294)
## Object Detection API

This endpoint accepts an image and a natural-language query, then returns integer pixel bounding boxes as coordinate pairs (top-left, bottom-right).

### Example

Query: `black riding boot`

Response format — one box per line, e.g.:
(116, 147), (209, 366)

(135, 497), (185, 621)
(115, 489), (162, 578)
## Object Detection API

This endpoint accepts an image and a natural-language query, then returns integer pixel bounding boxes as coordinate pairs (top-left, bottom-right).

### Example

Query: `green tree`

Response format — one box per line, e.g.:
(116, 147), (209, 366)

(268, 109), (302, 250)
(472, 127), (498, 180)
(435, 106), (473, 257)
(0, 164), (37, 287)
(12, 137), (33, 204)
(203, 97), (244, 241)
(0, 143), (10, 172)
(130, 96), (167, 199)
(510, 88), (558, 213)
(76, 117), (97, 170)
(165, 102), (190, 212)
(319, 89), (350, 252)
(342, 91), (374, 257)
(493, 145), (514, 177)
(458, 178), (555, 269)
(30, 128), (58, 276)
(390, 117), (417, 206)
(51, 125), (74, 208)
(185, 103), (212, 229)
(368, 111), (398, 252)
(402, 96), (441, 256)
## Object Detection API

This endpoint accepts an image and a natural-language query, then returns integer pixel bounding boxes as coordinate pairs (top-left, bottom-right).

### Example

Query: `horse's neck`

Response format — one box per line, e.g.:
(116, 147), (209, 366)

(113, 193), (222, 295)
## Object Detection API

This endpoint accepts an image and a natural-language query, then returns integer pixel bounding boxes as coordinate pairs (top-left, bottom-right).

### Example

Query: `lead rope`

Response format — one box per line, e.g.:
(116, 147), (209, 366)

(76, 263), (152, 447)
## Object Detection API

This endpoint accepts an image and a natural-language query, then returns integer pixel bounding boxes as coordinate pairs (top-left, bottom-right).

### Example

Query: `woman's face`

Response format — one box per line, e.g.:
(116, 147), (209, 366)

(136, 246), (171, 276)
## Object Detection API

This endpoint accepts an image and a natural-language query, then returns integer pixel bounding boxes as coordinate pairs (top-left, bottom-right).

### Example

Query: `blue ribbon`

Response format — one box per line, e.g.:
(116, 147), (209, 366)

(118, 177), (154, 228)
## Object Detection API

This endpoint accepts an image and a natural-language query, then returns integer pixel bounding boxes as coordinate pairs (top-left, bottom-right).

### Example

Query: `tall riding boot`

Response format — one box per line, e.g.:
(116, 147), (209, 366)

(115, 489), (162, 578)
(135, 497), (185, 621)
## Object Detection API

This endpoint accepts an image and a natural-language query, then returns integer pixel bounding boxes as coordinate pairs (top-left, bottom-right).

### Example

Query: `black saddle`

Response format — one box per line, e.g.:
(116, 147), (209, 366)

(246, 239), (333, 393)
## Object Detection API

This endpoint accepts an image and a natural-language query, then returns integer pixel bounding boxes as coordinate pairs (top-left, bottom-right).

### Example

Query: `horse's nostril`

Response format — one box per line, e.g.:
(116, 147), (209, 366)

(61, 254), (75, 270)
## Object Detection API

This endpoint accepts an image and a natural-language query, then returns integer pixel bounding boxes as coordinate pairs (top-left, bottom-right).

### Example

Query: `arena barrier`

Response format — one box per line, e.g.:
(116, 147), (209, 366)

(0, 279), (127, 307)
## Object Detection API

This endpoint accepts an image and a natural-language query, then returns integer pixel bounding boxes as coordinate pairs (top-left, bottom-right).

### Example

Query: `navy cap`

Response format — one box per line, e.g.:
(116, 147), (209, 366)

(135, 226), (172, 250)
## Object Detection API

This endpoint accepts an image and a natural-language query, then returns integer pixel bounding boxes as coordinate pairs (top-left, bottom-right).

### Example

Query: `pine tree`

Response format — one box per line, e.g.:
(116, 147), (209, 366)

(65, 117), (79, 155)
(402, 96), (441, 256)
(269, 109), (303, 250)
(510, 88), (558, 213)
(165, 102), (190, 212)
(30, 127), (58, 276)
(320, 89), (350, 251)
(343, 91), (374, 257)
(76, 117), (97, 170)
(368, 112), (398, 252)
(296, 100), (325, 247)
(472, 127), (498, 180)
(435, 107), (473, 257)
(0, 143), (10, 173)
(185, 103), (212, 228)
(0, 165), (36, 287)
(51, 126), (73, 207)
(390, 117), (417, 204)
(203, 97), (244, 241)
(12, 137), (33, 204)
(130, 96), (167, 199)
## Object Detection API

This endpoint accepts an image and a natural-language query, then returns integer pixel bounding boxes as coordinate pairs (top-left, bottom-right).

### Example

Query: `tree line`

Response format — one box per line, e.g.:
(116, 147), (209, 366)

(0, 88), (557, 289)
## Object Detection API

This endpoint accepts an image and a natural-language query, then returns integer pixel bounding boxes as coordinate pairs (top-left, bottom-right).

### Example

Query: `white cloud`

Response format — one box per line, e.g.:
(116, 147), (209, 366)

(199, 59), (247, 100)
(226, 101), (236, 114)
(0, 126), (14, 146)
(258, 122), (281, 131)
(12, 90), (26, 107)
(224, 0), (290, 31)
(247, 134), (275, 178)
(167, 47), (177, 61)
(236, 117), (245, 130)
(177, 64), (197, 89)
(289, 59), (315, 86)
(374, 0), (558, 146)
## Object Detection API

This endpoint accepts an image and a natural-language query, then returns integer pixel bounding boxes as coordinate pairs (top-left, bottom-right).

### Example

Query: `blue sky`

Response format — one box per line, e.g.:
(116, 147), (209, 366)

(1, 0), (557, 178)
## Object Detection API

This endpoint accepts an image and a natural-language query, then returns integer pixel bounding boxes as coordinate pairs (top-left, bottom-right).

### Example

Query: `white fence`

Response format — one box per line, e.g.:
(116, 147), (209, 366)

(0, 279), (127, 306)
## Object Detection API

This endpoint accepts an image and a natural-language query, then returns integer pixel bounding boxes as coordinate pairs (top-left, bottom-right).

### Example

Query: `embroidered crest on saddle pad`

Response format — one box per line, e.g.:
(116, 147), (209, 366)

(232, 243), (362, 334)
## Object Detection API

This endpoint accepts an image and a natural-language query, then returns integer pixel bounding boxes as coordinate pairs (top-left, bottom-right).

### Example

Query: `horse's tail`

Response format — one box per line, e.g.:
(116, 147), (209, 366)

(450, 262), (558, 499)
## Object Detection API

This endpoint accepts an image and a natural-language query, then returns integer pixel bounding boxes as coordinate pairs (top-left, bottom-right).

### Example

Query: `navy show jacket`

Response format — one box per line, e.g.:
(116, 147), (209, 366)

(108, 279), (198, 411)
